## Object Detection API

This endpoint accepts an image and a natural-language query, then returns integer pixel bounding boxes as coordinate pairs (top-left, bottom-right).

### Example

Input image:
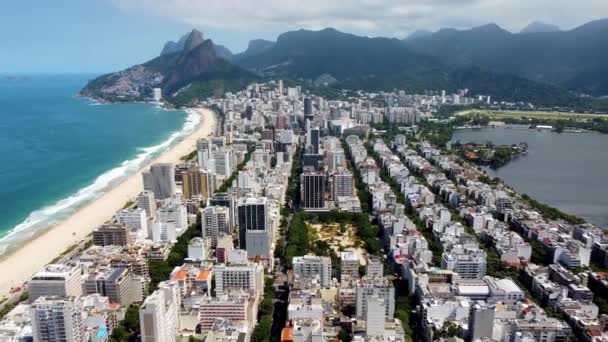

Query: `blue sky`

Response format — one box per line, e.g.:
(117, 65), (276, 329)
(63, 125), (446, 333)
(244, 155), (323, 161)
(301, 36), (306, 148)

(0, 0), (264, 73)
(2, 0), (607, 73)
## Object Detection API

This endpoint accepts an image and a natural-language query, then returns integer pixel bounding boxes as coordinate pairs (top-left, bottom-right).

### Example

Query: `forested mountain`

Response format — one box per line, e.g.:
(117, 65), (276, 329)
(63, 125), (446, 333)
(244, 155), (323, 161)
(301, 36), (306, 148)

(405, 19), (608, 96)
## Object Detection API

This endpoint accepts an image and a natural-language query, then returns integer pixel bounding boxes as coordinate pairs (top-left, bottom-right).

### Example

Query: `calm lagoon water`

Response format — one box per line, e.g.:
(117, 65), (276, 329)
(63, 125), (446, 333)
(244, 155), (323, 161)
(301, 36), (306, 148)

(452, 127), (608, 228)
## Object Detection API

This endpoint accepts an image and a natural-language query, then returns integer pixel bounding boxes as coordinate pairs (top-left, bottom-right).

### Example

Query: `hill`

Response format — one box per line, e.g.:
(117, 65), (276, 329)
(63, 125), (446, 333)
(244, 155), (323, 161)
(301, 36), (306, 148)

(233, 27), (597, 107)
(80, 30), (256, 107)
(405, 19), (608, 96)
(520, 21), (561, 34)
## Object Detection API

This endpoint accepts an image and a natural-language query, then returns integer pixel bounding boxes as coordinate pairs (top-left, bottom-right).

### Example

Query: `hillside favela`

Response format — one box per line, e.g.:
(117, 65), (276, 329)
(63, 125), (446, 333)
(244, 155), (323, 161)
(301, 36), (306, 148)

(3, 2), (608, 342)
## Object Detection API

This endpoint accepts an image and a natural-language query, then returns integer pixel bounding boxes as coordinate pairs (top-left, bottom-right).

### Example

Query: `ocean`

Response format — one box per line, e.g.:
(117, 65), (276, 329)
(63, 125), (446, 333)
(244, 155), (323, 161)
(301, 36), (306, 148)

(0, 74), (196, 254)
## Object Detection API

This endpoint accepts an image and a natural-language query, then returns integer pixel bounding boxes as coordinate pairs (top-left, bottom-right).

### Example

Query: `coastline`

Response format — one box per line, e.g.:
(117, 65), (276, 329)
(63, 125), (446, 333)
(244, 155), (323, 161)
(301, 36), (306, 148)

(0, 107), (216, 298)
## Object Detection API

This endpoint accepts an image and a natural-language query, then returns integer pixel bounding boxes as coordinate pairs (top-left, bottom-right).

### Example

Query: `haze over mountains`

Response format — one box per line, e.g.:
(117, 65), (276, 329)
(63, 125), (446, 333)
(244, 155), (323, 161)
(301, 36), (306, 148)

(81, 18), (608, 108)
(404, 18), (608, 96)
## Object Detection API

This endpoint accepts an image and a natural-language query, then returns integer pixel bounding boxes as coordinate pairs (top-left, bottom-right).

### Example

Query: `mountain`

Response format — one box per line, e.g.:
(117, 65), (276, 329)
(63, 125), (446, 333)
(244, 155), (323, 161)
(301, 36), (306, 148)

(233, 27), (587, 107)
(214, 44), (234, 60)
(521, 21), (561, 34)
(233, 39), (275, 60)
(405, 19), (608, 96)
(80, 30), (257, 107)
(404, 29), (433, 40)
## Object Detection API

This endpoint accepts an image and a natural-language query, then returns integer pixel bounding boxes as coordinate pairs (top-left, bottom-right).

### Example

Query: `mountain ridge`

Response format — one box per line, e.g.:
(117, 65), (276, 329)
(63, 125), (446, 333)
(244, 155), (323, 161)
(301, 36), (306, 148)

(80, 30), (256, 107)
(404, 18), (608, 96)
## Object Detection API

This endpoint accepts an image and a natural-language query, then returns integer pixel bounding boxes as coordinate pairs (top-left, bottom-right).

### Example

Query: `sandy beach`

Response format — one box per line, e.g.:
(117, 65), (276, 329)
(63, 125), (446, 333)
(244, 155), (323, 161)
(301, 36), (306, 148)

(0, 107), (216, 298)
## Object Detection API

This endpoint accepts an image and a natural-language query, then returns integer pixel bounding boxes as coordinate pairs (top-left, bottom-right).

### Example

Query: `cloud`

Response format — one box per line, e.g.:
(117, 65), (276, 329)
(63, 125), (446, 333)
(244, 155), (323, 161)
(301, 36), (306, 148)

(111, 0), (608, 38)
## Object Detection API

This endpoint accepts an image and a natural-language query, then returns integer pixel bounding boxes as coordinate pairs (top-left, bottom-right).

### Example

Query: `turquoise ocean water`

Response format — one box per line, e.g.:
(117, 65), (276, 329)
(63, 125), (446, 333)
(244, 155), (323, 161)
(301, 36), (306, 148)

(0, 74), (195, 254)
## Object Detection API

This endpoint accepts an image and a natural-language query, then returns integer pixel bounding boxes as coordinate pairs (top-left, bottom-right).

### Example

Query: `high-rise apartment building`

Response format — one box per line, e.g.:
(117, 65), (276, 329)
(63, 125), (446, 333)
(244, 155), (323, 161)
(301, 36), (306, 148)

(182, 167), (210, 200)
(214, 263), (264, 297)
(115, 208), (147, 235)
(142, 163), (176, 200)
(30, 297), (85, 342)
(28, 264), (83, 303)
(332, 171), (355, 199)
(469, 303), (495, 341)
(202, 206), (230, 247)
(301, 171), (325, 210)
(82, 267), (143, 307)
(140, 281), (180, 342)
(136, 190), (157, 219)
(93, 223), (131, 247)
(293, 255), (332, 288)
(355, 276), (395, 319)
(237, 197), (270, 261)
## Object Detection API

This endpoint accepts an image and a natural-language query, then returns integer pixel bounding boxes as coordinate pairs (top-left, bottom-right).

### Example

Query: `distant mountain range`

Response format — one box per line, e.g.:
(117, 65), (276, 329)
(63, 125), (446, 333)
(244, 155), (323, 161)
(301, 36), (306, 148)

(81, 19), (608, 108)
(520, 21), (561, 34)
(404, 19), (608, 96)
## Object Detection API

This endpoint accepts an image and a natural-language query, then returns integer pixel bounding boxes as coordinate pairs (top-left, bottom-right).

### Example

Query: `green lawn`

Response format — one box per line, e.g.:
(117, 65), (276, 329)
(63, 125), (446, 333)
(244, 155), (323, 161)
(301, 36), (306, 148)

(456, 109), (608, 121)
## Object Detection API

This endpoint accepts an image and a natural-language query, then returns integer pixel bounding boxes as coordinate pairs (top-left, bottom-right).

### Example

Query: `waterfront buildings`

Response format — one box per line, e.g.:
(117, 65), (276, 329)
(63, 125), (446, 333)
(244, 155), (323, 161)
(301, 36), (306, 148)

(142, 163), (176, 200)
(28, 264), (83, 303)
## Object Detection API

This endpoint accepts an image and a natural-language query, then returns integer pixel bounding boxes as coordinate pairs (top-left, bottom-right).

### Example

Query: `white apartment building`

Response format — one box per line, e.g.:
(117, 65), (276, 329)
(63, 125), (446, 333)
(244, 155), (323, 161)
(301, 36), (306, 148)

(30, 297), (85, 342)
(158, 197), (188, 235)
(202, 206), (230, 247)
(140, 281), (180, 342)
(28, 264), (83, 303)
(116, 208), (148, 235)
(332, 171), (354, 198)
(340, 251), (360, 280)
(366, 295), (386, 336)
(293, 255), (332, 288)
(136, 190), (157, 219)
(355, 276), (395, 319)
(441, 248), (487, 279)
(198, 293), (253, 333)
(214, 263), (264, 297)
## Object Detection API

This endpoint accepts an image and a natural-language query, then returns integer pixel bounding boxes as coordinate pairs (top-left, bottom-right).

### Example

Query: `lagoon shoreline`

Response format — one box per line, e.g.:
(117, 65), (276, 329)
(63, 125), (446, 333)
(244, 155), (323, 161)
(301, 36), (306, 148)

(0, 107), (216, 298)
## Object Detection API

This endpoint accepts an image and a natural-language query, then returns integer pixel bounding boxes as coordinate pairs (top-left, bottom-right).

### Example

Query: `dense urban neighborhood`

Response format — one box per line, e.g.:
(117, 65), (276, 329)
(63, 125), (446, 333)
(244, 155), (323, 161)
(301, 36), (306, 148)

(2, 80), (608, 342)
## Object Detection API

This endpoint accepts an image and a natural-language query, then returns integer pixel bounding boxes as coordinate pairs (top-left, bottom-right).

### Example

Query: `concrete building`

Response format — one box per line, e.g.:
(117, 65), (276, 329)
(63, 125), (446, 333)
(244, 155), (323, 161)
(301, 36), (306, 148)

(441, 248), (487, 279)
(136, 190), (157, 219)
(30, 297), (85, 342)
(82, 267), (143, 307)
(202, 206), (230, 247)
(214, 263), (264, 297)
(293, 255), (332, 288)
(366, 295), (386, 336)
(198, 294), (253, 333)
(142, 163), (176, 200)
(140, 281), (180, 342)
(93, 223), (131, 247)
(182, 167), (214, 201)
(153, 88), (162, 102)
(237, 197), (271, 262)
(366, 256), (384, 278)
(214, 148), (234, 177)
(28, 264), (83, 303)
(115, 208), (147, 235)
(301, 171), (325, 210)
(332, 171), (354, 199)
(355, 276), (395, 319)
(340, 251), (360, 280)
(469, 303), (495, 341)
(158, 197), (188, 236)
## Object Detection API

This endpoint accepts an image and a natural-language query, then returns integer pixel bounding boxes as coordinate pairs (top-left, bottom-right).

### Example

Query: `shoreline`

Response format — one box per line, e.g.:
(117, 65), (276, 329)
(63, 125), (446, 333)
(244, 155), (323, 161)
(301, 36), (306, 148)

(0, 107), (216, 298)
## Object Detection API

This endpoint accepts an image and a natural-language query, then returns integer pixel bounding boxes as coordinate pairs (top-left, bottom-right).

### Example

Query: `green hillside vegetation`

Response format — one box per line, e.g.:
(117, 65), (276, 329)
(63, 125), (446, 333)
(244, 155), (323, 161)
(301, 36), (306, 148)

(405, 19), (608, 96)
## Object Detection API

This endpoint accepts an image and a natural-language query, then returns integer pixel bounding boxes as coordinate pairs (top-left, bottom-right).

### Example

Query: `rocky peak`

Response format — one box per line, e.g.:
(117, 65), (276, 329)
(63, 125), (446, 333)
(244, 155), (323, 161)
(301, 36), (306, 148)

(182, 29), (205, 54)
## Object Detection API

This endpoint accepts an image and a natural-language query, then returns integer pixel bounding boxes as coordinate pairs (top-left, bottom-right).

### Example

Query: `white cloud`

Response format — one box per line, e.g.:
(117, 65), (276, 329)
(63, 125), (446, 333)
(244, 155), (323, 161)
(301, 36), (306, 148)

(111, 0), (608, 38)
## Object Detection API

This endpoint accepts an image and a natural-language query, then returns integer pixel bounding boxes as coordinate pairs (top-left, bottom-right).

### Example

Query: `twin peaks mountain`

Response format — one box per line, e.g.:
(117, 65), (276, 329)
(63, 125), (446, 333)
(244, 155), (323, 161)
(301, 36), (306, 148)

(79, 30), (257, 107)
(81, 19), (608, 108)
